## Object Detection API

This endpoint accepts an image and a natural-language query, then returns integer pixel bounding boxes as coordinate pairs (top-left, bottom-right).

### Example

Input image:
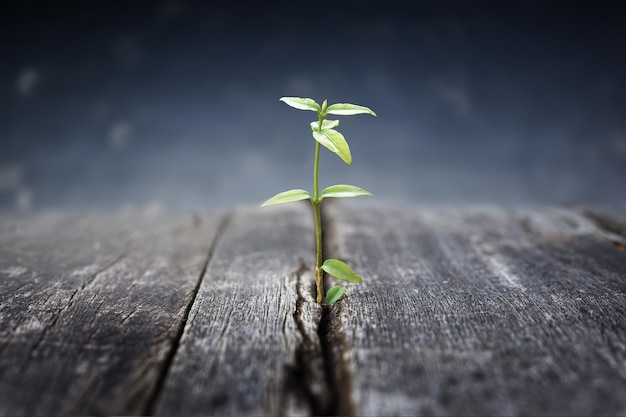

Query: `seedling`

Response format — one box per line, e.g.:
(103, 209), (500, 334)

(262, 97), (376, 305)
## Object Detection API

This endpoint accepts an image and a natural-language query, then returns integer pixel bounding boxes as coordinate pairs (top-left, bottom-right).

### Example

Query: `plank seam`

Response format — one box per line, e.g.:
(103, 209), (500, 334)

(143, 211), (232, 415)
(319, 203), (357, 416)
(289, 262), (330, 415)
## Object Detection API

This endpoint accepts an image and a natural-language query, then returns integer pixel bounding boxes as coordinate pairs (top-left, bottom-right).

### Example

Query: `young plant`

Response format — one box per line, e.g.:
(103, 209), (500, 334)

(262, 97), (376, 305)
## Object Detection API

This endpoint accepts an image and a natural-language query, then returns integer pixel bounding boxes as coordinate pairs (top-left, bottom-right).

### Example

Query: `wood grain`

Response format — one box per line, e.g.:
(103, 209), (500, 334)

(2, 204), (626, 416)
(0, 208), (224, 416)
(154, 203), (329, 416)
(581, 205), (626, 251)
(324, 204), (626, 416)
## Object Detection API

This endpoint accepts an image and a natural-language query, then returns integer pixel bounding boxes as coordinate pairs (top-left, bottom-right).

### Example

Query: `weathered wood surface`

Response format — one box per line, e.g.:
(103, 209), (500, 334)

(0, 208), (225, 415)
(154, 205), (327, 416)
(0, 203), (625, 416)
(325, 204), (626, 416)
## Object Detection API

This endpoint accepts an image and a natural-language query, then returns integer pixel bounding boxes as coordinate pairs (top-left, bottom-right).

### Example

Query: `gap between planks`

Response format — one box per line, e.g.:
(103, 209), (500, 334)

(146, 203), (626, 415)
(148, 204), (626, 416)
(144, 212), (233, 415)
(147, 202), (356, 416)
(8, 204), (621, 415)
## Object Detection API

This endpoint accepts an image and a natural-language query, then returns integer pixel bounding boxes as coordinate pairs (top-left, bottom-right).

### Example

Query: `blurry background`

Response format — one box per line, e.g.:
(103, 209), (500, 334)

(1, 0), (625, 211)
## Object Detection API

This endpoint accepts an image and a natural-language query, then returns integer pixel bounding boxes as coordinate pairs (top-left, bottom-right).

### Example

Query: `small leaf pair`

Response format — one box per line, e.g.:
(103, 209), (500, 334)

(279, 97), (376, 117)
(322, 259), (362, 304)
(261, 185), (372, 207)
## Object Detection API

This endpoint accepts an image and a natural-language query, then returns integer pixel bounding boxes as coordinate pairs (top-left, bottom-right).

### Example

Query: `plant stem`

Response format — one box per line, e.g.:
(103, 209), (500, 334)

(312, 138), (324, 304)
(313, 136), (320, 202)
(313, 202), (323, 304)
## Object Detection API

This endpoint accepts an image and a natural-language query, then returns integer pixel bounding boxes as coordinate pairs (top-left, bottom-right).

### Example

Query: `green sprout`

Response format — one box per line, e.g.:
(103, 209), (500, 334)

(262, 97), (376, 305)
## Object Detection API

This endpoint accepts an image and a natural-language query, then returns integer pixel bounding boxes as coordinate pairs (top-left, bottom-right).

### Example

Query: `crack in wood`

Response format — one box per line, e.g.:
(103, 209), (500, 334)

(281, 202), (363, 416)
(143, 211), (232, 416)
(293, 261), (312, 344)
(317, 203), (357, 416)
(119, 304), (140, 325)
(3, 205), (626, 415)
(318, 303), (357, 416)
(288, 263), (328, 415)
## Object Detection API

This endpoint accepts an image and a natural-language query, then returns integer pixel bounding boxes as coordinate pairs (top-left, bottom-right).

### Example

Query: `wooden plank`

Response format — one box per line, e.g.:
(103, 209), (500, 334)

(324, 203), (626, 416)
(4, 204), (626, 415)
(578, 205), (626, 249)
(580, 204), (626, 229)
(154, 204), (329, 416)
(0, 208), (224, 416)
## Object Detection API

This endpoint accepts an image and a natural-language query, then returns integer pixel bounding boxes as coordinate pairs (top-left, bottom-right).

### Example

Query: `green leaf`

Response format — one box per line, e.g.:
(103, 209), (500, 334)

(279, 97), (320, 112)
(312, 130), (338, 154)
(321, 184), (372, 199)
(326, 103), (377, 116)
(325, 285), (345, 305)
(310, 119), (340, 131)
(261, 189), (311, 207)
(311, 129), (352, 165)
(323, 129), (352, 165)
(322, 259), (363, 283)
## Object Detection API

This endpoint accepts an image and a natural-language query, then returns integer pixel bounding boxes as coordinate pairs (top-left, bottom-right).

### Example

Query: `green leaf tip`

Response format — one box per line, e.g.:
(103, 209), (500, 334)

(279, 97), (320, 113)
(322, 259), (363, 283)
(261, 189), (311, 207)
(326, 103), (376, 117)
(325, 285), (345, 305)
(321, 184), (372, 199)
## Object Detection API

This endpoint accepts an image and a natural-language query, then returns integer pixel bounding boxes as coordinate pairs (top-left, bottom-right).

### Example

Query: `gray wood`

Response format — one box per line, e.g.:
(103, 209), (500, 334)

(154, 203), (329, 416)
(325, 204), (626, 416)
(0, 208), (225, 416)
(579, 205), (626, 249)
(2, 204), (626, 416)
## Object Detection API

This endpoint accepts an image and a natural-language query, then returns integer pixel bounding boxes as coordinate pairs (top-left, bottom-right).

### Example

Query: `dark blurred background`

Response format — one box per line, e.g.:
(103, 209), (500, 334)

(1, 0), (625, 211)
